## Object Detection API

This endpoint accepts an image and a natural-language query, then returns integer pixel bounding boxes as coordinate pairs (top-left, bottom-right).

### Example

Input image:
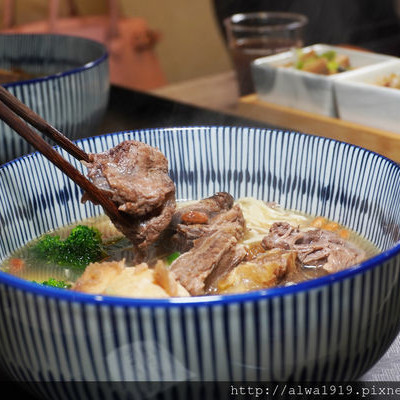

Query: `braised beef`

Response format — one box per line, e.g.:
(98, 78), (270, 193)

(170, 229), (246, 296)
(170, 193), (242, 252)
(170, 192), (233, 228)
(173, 205), (245, 252)
(262, 222), (366, 273)
(205, 244), (247, 293)
(83, 140), (176, 257)
(169, 202), (246, 295)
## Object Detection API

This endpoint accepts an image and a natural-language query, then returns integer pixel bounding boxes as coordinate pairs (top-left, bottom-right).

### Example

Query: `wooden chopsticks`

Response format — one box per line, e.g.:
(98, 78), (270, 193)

(0, 85), (89, 162)
(0, 85), (124, 225)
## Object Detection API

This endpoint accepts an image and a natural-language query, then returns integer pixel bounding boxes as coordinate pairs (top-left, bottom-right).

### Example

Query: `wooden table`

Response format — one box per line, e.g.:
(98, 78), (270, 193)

(152, 71), (400, 163)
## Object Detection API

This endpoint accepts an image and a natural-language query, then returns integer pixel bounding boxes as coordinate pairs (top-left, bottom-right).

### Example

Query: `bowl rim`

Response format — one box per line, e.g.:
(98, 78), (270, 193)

(0, 33), (109, 89)
(1, 126), (400, 307)
(223, 11), (309, 33)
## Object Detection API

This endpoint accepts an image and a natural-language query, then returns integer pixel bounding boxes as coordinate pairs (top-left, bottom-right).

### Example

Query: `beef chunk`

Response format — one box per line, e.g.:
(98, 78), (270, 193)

(170, 230), (246, 295)
(169, 203), (246, 295)
(205, 243), (247, 293)
(83, 140), (176, 256)
(170, 193), (242, 252)
(171, 192), (234, 227)
(262, 222), (297, 250)
(262, 222), (366, 273)
(172, 204), (245, 252)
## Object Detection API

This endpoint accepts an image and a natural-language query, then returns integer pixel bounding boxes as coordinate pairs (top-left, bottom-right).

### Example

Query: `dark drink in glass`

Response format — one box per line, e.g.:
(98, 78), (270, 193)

(224, 12), (308, 96)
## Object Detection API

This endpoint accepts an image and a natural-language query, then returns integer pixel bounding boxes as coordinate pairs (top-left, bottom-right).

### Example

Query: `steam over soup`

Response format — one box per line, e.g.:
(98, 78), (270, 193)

(2, 195), (378, 298)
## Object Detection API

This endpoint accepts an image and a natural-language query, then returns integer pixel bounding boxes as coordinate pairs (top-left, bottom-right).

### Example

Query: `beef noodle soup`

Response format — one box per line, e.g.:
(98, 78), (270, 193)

(0, 140), (379, 298)
(2, 195), (378, 298)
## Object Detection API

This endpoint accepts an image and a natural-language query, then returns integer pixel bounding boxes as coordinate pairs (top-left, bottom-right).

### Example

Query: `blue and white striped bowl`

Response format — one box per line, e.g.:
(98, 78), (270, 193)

(0, 33), (109, 164)
(0, 127), (400, 398)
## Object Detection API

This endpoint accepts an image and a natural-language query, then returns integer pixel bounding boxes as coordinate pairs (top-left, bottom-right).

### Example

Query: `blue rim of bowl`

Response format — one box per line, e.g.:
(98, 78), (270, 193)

(1, 33), (109, 89)
(1, 126), (400, 308)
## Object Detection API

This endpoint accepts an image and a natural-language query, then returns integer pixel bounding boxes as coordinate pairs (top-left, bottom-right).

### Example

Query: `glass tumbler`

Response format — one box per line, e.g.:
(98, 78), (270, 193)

(224, 12), (308, 96)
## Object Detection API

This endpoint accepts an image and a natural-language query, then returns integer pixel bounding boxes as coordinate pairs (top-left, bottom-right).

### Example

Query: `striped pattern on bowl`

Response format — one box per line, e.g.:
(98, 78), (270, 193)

(0, 34), (109, 164)
(0, 127), (400, 396)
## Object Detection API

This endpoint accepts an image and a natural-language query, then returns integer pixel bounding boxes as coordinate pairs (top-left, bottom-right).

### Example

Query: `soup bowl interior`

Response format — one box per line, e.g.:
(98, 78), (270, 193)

(0, 127), (400, 390)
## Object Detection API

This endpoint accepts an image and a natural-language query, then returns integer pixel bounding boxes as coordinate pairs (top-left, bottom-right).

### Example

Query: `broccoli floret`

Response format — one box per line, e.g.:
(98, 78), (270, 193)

(166, 251), (180, 265)
(321, 50), (337, 61)
(38, 278), (72, 289)
(32, 225), (105, 269)
(327, 60), (339, 74)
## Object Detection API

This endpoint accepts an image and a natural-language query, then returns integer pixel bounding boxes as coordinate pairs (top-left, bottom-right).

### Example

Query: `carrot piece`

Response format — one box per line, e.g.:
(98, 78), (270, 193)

(9, 258), (25, 274)
(324, 221), (340, 231)
(310, 216), (327, 228)
(338, 229), (350, 239)
(181, 211), (209, 225)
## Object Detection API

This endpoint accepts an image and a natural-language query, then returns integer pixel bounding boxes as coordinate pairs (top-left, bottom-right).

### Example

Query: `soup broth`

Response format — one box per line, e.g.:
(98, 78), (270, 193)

(1, 197), (379, 297)
(0, 67), (42, 84)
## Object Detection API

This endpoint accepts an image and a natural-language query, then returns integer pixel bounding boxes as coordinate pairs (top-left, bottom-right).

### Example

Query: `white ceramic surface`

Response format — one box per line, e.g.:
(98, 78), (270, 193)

(251, 44), (393, 117)
(334, 59), (400, 133)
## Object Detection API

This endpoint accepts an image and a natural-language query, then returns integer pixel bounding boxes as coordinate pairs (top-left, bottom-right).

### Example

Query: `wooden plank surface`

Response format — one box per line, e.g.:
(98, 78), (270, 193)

(236, 94), (400, 163)
(151, 71), (240, 113)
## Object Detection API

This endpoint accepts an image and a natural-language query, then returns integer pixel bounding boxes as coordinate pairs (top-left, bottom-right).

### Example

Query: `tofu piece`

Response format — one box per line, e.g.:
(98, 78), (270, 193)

(72, 260), (189, 298)
(72, 260), (125, 294)
(104, 263), (170, 298)
(153, 262), (189, 297)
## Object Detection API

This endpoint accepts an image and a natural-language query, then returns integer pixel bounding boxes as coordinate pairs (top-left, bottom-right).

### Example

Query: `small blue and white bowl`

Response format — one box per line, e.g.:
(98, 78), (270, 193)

(0, 127), (400, 399)
(0, 33), (109, 164)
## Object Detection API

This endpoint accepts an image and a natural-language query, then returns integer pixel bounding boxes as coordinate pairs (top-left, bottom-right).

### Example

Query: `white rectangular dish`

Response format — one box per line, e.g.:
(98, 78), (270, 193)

(334, 59), (400, 134)
(251, 44), (393, 117)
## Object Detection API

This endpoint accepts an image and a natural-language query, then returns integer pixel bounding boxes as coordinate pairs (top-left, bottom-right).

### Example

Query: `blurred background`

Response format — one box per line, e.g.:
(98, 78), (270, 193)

(3, 0), (400, 87)
(0, 0), (232, 85)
